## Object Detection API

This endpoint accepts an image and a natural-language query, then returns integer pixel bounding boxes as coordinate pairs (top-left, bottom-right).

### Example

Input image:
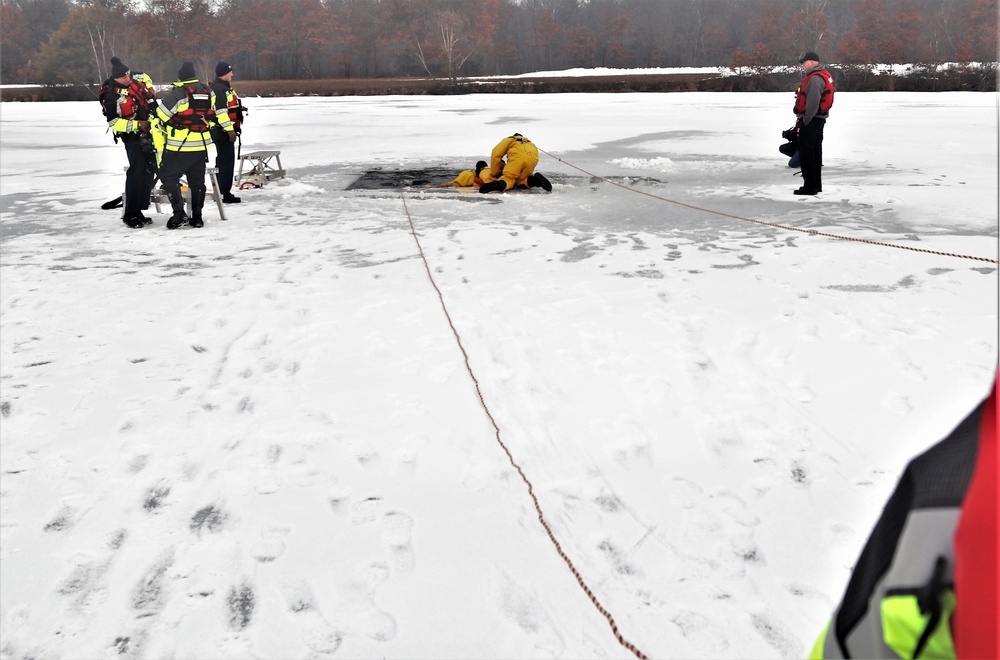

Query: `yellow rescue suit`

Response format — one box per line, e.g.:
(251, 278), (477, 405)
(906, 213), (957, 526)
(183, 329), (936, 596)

(448, 169), (497, 187)
(490, 134), (538, 189)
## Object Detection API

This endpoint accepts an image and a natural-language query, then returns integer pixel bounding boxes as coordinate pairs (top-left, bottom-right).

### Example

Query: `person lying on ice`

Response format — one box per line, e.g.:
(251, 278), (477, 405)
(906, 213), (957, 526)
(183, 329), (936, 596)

(431, 160), (498, 188)
(479, 133), (552, 193)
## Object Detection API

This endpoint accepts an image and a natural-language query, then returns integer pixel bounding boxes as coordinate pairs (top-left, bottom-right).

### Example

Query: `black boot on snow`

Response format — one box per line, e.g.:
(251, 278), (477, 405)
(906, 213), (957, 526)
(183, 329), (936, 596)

(529, 172), (553, 191)
(188, 188), (207, 228)
(479, 180), (507, 194)
(222, 193), (241, 204)
(166, 212), (189, 229)
(122, 214), (145, 229)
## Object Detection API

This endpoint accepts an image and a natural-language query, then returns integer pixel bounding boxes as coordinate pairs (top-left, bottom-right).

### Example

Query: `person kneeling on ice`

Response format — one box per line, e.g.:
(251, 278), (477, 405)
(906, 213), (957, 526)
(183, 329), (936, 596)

(779, 124), (801, 168)
(479, 133), (552, 193)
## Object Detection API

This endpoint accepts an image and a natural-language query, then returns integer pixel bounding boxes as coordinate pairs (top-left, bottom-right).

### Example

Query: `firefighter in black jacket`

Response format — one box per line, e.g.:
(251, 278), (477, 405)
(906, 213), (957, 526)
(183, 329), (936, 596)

(155, 62), (216, 229)
(102, 57), (157, 228)
(209, 61), (242, 204)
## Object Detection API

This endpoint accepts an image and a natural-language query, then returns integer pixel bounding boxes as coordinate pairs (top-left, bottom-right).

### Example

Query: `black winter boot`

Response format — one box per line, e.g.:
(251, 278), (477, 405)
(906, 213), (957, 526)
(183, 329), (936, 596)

(122, 213), (145, 229)
(189, 188), (206, 228)
(479, 180), (507, 194)
(166, 212), (189, 229)
(528, 172), (553, 191)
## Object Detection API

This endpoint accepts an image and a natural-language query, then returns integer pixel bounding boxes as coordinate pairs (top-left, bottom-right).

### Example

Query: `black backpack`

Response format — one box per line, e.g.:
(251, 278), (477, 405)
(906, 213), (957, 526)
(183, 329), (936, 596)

(98, 77), (118, 120)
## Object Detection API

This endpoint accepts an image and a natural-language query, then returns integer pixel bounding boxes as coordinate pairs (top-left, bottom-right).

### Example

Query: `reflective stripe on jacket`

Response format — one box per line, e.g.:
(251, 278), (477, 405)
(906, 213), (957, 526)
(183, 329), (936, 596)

(155, 79), (215, 152)
(810, 383), (996, 659)
(210, 79), (241, 134)
(108, 80), (152, 135)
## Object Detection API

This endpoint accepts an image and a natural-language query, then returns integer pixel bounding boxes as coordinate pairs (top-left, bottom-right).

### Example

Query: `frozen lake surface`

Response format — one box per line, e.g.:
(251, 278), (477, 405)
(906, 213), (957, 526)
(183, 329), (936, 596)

(1, 92), (997, 659)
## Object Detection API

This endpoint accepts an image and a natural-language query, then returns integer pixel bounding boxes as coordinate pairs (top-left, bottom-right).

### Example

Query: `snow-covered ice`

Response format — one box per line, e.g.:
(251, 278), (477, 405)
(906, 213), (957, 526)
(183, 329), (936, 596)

(1, 91), (997, 659)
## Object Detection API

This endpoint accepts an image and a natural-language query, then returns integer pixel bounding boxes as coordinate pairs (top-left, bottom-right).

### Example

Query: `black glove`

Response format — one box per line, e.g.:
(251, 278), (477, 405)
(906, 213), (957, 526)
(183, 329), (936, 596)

(138, 131), (156, 154)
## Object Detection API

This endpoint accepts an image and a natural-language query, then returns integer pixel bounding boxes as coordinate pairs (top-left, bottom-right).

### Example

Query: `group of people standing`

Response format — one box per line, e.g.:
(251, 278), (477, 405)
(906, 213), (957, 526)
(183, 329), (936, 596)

(102, 58), (246, 229)
(103, 50), (833, 230)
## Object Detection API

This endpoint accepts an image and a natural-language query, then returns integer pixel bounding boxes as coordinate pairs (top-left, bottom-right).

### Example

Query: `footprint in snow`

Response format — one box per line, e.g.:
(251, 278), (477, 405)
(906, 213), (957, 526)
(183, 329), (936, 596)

(351, 608), (398, 642)
(346, 435), (380, 467)
(670, 610), (730, 653)
(250, 526), (290, 563)
(226, 580), (256, 631)
(57, 555), (112, 611)
(751, 611), (804, 658)
(882, 391), (913, 414)
(393, 433), (429, 475)
(710, 490), (760, 527)
(131, 549), (175, 615)
(788, 379), (816, 403)
(665, 475), (703, 510)
(326, 485), (352, 514)
(382, 510), (416, 573)
(350, 496), (383, 525)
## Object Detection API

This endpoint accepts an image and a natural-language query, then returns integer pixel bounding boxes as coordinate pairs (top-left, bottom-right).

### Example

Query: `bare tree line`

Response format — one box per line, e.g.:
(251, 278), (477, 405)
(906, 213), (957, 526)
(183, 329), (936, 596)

(1, 0), (996, 85)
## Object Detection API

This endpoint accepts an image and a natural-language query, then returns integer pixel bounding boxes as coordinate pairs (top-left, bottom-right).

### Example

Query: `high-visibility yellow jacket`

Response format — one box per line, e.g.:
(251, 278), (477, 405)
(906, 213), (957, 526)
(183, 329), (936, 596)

(811, 378), (998, 660)
(106, 79), (153, 136)
(210, 78), (241, 137)
(155, 79), (216, 152)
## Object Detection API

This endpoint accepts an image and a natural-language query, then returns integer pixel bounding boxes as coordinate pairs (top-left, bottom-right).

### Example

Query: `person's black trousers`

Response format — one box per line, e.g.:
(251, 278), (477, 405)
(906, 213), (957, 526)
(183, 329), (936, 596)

(798, 118), (825, 191)
(121, 134), (155, 216)
(160, 150), (207, 218)
(212, 127), (235, 197)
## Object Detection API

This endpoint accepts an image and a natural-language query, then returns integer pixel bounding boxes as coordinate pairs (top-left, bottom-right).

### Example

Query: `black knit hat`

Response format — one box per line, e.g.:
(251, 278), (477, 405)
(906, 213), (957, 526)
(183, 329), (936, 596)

(799, 51), (821, 63)
(215, 61), (233, 77)
(110, 57), (129, 79)
(475, 160), (488, 174)
(177, 61), (197, 80)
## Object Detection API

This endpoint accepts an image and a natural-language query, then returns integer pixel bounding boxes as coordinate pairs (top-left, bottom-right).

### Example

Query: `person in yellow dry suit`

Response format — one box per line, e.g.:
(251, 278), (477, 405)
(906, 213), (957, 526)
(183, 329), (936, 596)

(479, 133), (552, 193)
(432, 160), (498, 188)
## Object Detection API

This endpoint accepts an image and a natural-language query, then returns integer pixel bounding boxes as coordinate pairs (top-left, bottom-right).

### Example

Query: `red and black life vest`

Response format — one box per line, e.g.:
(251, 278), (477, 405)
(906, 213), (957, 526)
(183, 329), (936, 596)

(794, 68), (835, 115)
(168, 84), (215, 132)
(210, 80), (243, 132)
(99, 77), (154, 122)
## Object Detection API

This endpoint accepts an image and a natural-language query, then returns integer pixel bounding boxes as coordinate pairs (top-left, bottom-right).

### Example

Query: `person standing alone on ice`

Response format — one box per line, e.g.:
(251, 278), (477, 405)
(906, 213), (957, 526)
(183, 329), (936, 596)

(156, 61), (216, 229)
(479, 133), (552, 193)
(793, 51), (834, 196)
(209, 61), (242, 204)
